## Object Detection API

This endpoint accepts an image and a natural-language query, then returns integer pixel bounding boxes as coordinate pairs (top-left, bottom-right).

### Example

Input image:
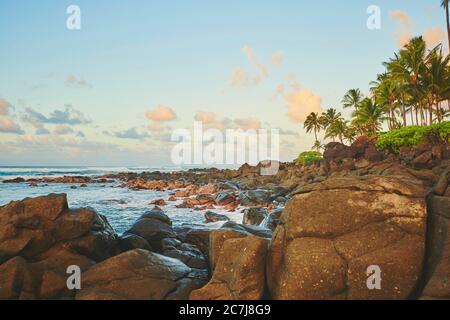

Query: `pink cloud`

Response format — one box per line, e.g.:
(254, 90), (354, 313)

(146, 105), (177, 122)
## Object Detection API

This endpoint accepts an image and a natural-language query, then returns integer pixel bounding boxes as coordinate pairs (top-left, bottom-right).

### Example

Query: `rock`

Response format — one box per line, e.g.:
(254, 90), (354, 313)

(221, 221), (273, 239)
(124, 218), (176, 252)
(239, 190), (271, 206)
(209, 229), (250, 271)
(263, 208), (283, 231)
(150, 199), (167, 206)
(195, 194), (215, 205)
(216, 182), (239, 191)
(190, 235), (269, 300)
(162, 238), (208, 269)
(420, 199), (450, 299)
(0, 256), (36, 300)
(323, 142), (351, 161)
(118, 234), (152, 252)
(75, 249), (207, 300)
(429, 196), (450, 218)
(176, 228), (211, 256)
(0, 194), (117, 263)
(204, 211), (230, 223)
(197, 184), (216, 195)
(267, 175), (427, 300)
(2, 177), (26, 183)
(139, 210), (172, 226)
(214, 191), (236, 206)
(412, 151), (433, 168)
(433, 168), (449, 196)
(242, 207), (268, 226)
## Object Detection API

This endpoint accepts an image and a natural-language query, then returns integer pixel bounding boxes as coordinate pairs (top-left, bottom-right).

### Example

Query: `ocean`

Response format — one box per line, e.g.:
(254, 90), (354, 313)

(0, 166), (243, 234)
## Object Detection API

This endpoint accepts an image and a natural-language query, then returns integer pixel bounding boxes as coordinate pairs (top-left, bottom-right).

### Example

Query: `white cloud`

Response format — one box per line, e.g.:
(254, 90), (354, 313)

(284, 89), (323, 123)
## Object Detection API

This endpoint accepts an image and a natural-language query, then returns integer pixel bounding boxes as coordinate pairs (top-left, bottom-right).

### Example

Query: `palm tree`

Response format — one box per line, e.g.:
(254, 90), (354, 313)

(304, 112), (322, 142)
(325, 119), (348, 144)
(312, 140), (323, 152)
(352, 98), (386, 137)
(442, 0), (450, 50)
(387, 37), (427, 125)
(342, 89), (363, 110)
(319, 108), (343, 129)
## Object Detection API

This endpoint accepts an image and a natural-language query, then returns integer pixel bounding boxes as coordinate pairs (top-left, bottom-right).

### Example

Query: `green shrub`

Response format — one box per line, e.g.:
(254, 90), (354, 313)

(376, 121), (450, 154)
(295, 151), (323, 166)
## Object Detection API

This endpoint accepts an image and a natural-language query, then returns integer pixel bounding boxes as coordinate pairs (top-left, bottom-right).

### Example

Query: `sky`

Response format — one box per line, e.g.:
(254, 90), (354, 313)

(0, 0), (448, 166)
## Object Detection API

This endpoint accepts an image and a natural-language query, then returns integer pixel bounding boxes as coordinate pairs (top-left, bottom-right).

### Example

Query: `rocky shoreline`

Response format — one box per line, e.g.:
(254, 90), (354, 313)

(0, 137), (449, 300)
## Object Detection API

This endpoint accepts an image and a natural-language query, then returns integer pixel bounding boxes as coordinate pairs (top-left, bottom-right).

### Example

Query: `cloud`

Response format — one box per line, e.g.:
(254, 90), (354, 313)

(145, 105), (177, 122)
(230, 46), (269, 87)
(284, 89), (323, 123)
(0, 97), (11, 116)
(271, 84), (285, 100)
(113, 127), (151, 140)
(0, 118), (24, 134)
(271, 51), (284, 65)
(423, 27), (446, 48)
(389, 10), (413, 48)
(23, 105), (91, 126)
(36, 127), (50, 135)
(234, 117), (262, 130)
(65, 74), (92, 88)
(194, 111), (232, 130)
(230, 68), (249, 87)
(53, 125), (75, 135)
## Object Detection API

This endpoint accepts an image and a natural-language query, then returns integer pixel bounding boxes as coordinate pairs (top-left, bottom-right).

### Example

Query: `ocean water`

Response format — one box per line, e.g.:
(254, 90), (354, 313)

(0, 166), (243, 234)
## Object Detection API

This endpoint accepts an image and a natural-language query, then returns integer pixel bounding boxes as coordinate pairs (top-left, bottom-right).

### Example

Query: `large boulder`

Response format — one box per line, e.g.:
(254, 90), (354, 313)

(190, 235), (269, 300)
(0, 194), (119, 299)
(124, 217), (176, 252)
(267, 175), (427, 300)
(0, 194), (118, 263)
(75, 249), (207, 300)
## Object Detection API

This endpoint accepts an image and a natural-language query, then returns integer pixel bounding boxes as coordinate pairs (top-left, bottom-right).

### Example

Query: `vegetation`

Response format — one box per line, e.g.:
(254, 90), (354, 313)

(303, 35), (449, 151)
(294, 151), (323, 166)
(376, 121), (450, 154)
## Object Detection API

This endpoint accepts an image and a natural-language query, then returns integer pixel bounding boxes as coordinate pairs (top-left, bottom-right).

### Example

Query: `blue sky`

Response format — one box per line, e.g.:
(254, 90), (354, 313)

(0, 0), (447, 166)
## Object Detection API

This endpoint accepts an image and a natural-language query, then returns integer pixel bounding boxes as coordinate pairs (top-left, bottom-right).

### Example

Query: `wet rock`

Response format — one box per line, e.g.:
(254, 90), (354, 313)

(150, 199), (167, 206)
(75, 249), (207, 300)
(162, 238), (208, 269)
(204, 211), (230, 223)
(139, 210), (172, 226)
(221, 221), (272, 239)
(242, 207), (268, 226)
(239, 190), (271, 206)
(214, 191), (236, 206)
(124, 218), (176, 252)
(2, 177), (25, 183)
(263, 207), (284, 231)
(118, 234), (152, 252)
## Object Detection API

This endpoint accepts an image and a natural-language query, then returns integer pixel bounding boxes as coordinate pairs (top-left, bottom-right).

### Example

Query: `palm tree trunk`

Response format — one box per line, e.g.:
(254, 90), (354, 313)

(402, 105), (407, 127)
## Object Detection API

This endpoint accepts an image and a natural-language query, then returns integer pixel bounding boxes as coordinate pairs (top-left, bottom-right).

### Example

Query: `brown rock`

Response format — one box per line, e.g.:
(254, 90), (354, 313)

(75, 249), (207, 300)
(209, 229), (250, 271)
(267, 175), (427, 300)
(0, 256), (36, 300)
(190, 236), (269, 300)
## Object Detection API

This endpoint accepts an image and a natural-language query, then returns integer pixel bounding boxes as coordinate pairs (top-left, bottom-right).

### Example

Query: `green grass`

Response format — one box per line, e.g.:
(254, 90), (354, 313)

(376, 121), (450, 154)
